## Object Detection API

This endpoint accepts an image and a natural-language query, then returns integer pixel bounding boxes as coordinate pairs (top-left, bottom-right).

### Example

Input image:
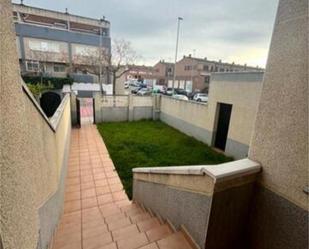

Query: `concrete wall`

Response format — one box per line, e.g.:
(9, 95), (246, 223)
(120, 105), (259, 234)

(0, 2), (72, 249)
(133, 160), (260, 249)
(248, 0), (308, 248)
(94, 94), (153, 123)
(160, 72), (263, 159)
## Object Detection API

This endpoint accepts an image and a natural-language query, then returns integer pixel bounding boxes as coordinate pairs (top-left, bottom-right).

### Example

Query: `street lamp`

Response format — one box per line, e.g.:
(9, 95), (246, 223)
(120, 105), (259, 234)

(172, 17), (183, 94)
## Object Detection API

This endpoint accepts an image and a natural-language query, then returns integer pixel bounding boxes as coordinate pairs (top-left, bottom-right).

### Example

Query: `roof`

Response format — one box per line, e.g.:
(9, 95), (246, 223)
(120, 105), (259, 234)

(180, 56), (263, 70)
(13, 3), (110, 25)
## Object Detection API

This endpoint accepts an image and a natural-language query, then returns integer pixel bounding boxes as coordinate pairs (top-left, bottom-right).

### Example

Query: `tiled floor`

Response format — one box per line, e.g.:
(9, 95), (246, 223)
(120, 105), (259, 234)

(52, 125), (194, 249)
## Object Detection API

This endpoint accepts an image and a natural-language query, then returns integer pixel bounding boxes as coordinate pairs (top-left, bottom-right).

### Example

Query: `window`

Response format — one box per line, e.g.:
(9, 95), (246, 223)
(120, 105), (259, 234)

(203, 65), (209, 71)
(215, 66), (218, 72)
(26, 61), (39, 72)
(29, 40), (60, 53)
(54, 64), (66, 73)
(184, 65), (192, 71)
(75, 45), (99, 57)
(220, 68), (225, 72)
(204, 76), (210, 84)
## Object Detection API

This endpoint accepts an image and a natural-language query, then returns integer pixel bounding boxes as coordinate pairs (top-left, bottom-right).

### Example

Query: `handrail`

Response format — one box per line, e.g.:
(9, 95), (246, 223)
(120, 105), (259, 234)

(133, 158), (261, 182)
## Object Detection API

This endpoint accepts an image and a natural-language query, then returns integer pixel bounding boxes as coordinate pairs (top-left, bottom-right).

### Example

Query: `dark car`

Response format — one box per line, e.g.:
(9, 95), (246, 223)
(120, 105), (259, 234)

(174, 88), (188, 96)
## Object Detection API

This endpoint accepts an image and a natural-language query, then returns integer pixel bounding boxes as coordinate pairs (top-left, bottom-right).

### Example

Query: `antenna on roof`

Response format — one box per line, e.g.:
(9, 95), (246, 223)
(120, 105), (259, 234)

(65, 8), (69, 14)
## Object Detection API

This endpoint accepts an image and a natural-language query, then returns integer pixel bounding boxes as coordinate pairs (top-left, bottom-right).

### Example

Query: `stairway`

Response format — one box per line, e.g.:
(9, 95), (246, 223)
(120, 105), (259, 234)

(52, 199), (196, 249)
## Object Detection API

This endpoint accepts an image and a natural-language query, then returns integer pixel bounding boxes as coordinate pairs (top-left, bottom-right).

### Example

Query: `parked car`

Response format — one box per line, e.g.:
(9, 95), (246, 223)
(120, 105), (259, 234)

(188, 90), (200, 100)
(193, 93), (208, 102)
(173, 94), (189, 101)
(165, 87), (174, 96)
(174, 88), (188, 96)
(137, 88), (152, 96)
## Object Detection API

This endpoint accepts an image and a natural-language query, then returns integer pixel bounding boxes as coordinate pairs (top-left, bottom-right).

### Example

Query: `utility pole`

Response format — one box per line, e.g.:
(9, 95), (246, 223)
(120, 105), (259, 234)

(99, 16), (104, 92)
(172, 17), (183, 94)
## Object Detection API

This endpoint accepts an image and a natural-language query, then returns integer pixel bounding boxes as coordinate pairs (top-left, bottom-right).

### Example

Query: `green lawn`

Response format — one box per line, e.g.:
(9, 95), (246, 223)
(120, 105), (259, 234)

(97, 120), (233, 199)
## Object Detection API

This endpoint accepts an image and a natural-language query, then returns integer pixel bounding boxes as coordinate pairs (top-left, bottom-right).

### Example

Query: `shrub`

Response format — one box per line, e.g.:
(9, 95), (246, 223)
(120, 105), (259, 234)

(22, 76), (73, 89)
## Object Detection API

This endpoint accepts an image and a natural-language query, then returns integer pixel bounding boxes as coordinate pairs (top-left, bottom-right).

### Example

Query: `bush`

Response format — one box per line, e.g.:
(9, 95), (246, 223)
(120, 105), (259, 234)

(26, 84), (53, 98)
(22, 76), (73, 89)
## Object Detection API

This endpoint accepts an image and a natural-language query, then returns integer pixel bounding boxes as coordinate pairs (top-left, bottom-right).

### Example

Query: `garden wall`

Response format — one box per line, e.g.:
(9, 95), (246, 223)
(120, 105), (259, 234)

(94, 94), (154, 122)
(160, 72), (263, 159)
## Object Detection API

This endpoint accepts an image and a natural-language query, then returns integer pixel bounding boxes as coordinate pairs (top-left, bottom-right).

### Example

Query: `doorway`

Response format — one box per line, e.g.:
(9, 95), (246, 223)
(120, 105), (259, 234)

(214, 103), (232, 151)
(77, 98), (94, 126)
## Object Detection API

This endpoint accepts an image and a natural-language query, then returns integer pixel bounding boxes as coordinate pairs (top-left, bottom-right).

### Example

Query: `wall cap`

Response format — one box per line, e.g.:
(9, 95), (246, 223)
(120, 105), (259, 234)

(133, 158), (261, 182)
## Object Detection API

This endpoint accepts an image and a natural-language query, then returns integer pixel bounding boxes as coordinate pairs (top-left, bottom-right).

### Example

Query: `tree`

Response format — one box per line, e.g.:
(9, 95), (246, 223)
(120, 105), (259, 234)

(109, 39), (137, 95)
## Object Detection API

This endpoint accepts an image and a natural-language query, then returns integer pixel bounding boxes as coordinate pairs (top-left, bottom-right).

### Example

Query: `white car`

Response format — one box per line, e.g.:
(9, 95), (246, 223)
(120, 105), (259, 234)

(173, 94), (189, 101)
(193, 93), (208, 102)
(137, 88), (152, 96)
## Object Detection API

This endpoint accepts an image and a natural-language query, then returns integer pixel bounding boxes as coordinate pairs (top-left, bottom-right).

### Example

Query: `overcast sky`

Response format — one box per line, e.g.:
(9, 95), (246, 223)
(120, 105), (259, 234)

(13, 0), (279, 67)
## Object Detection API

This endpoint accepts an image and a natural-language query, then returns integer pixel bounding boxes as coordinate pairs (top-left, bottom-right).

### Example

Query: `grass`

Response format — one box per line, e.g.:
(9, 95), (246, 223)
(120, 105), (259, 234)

(97, 120), (233, 199)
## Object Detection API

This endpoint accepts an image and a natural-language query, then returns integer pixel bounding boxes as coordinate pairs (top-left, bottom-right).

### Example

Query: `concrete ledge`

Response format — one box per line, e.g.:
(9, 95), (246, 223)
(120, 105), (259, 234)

(133, 159), (261, 249)
(49, 94), (70, 130)
(133, 158), (261, 182)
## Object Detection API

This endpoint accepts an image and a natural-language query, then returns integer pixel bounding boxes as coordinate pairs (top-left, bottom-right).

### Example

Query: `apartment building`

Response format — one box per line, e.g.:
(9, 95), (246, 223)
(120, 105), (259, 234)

(153, 60), (174, 85)
(13, 3), (111, 83)
(170, 55), (264, 92)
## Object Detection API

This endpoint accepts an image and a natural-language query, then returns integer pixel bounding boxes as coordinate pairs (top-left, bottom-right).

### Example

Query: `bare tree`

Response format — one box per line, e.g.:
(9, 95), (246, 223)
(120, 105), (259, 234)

(109, 39), (137, 95)
(70, 39), (137, 95)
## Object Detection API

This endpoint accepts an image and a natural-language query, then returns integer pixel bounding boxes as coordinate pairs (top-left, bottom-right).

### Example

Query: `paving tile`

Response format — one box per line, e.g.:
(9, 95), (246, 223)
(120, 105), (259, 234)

(112, 191), (128, 201)
(116, 232), (149, 249)
(82, 224), (109, 239)
(82, 197), (98, 209)
(52, 241), (82, 249)
(112, 224), (140, 241)
(139, 243), (159, 249)
(97, 193), (113, 205)
(109, 183), (123, 193)
(99, 203), (121, 217)
(81, 188), (96, 199)
(146, 224), (172, 242)
(100, 243), (117, 249)
(66, 177), (80, 186)
(83, 232), (113, 249)
(65, 191), (81, 202)
(107, 177), (122, 185)
(81, 181), (95, 190)
(137, 218), (161, 232)
(95, 179), (109, 187)
(104, 212), (127, 224)
(156, 232), (193, 249)
(107, 217), (132, 231)
(125, 207), (144, 217)
(114, 199), (132, 208)
(64, 200), (81, 213)
(96, 186), (110, 195)
(130, 212), (152, 223)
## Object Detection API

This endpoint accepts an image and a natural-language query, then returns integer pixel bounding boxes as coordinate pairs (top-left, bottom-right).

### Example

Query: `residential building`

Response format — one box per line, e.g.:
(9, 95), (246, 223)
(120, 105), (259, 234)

(13, 3), (111, 83)
(153, 60), (174, 85)
(170, 55), (263, 92)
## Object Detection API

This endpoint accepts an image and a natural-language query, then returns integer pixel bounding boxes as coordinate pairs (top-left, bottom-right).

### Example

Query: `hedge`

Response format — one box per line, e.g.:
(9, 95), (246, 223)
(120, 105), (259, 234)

(22, 76), (73, 89)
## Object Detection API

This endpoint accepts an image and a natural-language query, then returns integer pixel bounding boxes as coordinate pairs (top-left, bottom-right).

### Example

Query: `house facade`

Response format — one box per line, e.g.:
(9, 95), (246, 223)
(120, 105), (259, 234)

(13, 3), (111, 83)
(171, 55), (264, 92)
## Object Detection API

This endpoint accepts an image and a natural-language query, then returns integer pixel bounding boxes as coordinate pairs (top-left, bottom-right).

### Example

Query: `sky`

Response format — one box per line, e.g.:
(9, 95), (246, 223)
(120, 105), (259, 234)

(13, 0), (279, 67)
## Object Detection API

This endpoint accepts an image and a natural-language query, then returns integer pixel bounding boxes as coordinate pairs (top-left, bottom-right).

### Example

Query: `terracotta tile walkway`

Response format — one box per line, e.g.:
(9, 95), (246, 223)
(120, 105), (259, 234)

(52, 125), (194, 249)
